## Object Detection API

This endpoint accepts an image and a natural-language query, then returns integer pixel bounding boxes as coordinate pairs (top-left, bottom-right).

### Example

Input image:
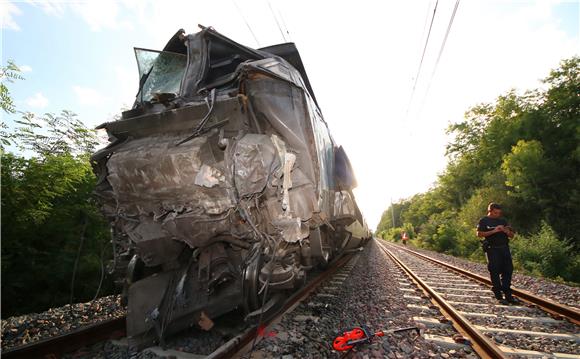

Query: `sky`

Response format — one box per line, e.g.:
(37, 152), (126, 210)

(1, 0), (579, 230)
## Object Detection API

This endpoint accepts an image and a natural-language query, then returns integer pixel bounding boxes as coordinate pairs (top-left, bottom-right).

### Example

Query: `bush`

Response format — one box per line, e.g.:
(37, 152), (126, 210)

(511, 221), (579, 283)
(1, 108), (112, 317)
(1, 152), (113, 317)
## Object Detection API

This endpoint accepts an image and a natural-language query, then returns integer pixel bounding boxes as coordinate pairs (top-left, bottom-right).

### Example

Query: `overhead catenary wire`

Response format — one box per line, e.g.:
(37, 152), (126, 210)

(232, 0), (261, 47)
(418, 0), (461, 115)
(419, 1), (434, 53)
(267, 0), (287, 43)
(404, 0), (439, 120)
(276, 4), (291, 42)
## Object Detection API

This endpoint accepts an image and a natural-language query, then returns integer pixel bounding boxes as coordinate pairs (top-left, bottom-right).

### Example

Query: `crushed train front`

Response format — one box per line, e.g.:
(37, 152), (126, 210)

(92, 26), (367, 348)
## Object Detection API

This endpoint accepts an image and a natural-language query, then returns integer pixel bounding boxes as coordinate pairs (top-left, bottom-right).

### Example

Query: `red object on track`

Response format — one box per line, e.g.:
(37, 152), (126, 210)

(332, 325), (419, 352)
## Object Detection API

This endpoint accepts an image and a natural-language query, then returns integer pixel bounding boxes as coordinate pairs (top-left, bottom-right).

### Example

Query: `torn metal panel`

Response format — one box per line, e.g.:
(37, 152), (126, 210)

(230, 134), (279, 197)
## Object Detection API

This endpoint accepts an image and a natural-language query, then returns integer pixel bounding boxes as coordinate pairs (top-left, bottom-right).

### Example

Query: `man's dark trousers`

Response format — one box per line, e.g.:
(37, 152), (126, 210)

(486, 246), (513, 297)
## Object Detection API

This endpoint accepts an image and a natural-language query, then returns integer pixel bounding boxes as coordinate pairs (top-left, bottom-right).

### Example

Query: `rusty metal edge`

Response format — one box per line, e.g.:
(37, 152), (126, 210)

(376, 240), (507, 359)
(208, 252), (357, 359)
(1, 316), (126, 359)
(389, 241), (580, 326)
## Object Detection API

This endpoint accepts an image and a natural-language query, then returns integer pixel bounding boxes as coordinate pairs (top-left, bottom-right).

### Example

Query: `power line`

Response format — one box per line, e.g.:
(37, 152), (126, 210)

(404, 0), (439, 119)
(232, 0), (261, 47)
(419, 0), (461, 115)
(276, 5), (291, 42)
(267, 0), (287, 43)
(419, 1), (434, 54)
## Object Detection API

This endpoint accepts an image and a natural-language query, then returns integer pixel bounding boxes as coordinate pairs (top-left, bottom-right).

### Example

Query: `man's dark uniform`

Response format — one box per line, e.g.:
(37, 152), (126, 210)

(477, 216), (513, 300)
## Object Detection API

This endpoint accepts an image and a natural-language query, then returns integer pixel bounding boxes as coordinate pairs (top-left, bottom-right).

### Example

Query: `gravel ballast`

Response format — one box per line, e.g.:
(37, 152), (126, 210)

(5, 240), (577, 358)
(1, 295), (125, 350)
(386, 242), (580, 357)
(249, 240), (471, 358)
(399, 242), (580, 309)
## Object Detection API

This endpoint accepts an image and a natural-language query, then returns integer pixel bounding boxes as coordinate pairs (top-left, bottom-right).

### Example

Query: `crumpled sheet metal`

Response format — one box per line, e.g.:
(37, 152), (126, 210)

(99, 26), (362, 267)
(230, 133), (310, 243)
(106, 132), (234, 254)
(106, 123), (317, 259)
(229, 133), (279, 197)
(244, 77), (317, 188)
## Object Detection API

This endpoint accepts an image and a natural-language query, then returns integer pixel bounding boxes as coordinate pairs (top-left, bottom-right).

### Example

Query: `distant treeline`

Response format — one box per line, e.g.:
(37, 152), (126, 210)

(376, 57), (579, 284)
(1, 61), (114, 318)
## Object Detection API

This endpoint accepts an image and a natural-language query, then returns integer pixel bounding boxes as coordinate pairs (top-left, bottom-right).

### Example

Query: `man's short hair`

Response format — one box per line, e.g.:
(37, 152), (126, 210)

(488, 202), (502, 211)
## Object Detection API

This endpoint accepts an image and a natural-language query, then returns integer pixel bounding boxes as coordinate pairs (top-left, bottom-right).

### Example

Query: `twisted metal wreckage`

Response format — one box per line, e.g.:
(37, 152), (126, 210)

(92, 25), (371, 348)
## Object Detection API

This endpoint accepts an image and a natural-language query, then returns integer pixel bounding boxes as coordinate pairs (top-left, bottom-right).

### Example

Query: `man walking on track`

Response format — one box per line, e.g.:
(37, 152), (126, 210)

(476, 203), (520, 304)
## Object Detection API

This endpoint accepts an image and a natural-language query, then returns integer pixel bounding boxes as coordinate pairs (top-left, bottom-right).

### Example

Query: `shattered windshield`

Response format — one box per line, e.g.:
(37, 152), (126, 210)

(135, 48), (187, 102)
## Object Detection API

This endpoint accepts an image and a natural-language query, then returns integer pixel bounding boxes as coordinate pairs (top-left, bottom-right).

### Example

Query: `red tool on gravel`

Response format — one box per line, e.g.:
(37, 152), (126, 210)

(332, 325), (420, 351)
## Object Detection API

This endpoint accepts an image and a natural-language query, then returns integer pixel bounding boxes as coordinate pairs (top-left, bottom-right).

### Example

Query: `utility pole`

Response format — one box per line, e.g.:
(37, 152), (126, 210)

(390, 197), (396, 228)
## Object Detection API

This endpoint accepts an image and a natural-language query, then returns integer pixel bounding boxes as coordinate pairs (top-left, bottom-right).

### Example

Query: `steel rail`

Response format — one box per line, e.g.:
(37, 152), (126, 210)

(208, 252), (356, 358)
(1, 252), (357, 359)
(389, 241), (580, 326)
(376, 240), (507, 359)
(1, 316), (126, 359)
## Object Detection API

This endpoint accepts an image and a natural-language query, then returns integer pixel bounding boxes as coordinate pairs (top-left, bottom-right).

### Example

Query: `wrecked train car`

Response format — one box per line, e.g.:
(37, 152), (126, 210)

(92, 26), (370, 347)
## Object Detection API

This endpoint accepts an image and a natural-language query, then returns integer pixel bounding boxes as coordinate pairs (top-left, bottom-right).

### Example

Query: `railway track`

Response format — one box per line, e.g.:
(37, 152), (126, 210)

(1, 252), (360, 359)
(377, 239), (580, 359)
(1, 316), (126, 359)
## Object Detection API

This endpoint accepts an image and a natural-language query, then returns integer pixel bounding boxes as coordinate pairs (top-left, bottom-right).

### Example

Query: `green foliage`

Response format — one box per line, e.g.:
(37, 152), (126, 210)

(6, 110), (100, 156)
(379, 223), (416, 243)
(1, 62), (112, 317)
(502, 140), (548, 201)
(1, 152), (112, 316)
(511, 222), (579, 282)
(1, 60), (25, 114)
(377, 57), (579, 283)
(376, 200), (411, 232)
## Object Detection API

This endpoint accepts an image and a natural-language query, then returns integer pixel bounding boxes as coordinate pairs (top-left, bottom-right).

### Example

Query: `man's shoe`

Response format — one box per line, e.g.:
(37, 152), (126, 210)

(498, 298), (509, 305)
(493, 293), (503, 300)
(505, 296), (521, 304)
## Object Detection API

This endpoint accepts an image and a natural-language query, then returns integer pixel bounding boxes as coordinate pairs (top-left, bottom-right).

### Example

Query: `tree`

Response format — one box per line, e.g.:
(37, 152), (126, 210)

(502, 140), (548, 202)
(1, 61), (113, 317)
(0, 60), (24, 114)
(377, 57), (579, 282)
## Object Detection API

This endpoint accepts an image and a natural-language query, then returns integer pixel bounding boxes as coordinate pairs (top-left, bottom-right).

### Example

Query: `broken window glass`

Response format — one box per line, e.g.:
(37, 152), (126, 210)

(134, 48), (187, 102)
